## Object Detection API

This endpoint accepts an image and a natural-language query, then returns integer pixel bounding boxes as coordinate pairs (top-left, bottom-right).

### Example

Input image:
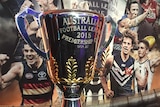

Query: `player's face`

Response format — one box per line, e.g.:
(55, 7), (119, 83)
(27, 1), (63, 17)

(121, 37), (133, 55)
(23, 44), (39, 65)
(129, 3), (139, 19)
(138, 42), (148, 58)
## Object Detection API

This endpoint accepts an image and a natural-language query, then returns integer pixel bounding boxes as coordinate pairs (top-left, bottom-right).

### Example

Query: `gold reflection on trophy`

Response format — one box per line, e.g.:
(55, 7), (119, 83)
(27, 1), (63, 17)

(100, 47), (110, 68)
(49, 56), (95, 85)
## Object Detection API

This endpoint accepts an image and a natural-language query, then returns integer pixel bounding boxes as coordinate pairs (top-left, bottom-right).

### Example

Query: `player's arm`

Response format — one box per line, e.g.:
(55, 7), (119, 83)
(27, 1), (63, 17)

(99, 55), (114, 98)
(129, 7), (151, 27)
(0, 62), (23, 89)
(0, 54), (9, 87)
(150, 57), (160, 68)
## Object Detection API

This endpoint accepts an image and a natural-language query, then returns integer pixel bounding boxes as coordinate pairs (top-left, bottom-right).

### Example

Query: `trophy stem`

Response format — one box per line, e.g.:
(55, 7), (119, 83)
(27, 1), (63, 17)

(62, 97), (82, 107)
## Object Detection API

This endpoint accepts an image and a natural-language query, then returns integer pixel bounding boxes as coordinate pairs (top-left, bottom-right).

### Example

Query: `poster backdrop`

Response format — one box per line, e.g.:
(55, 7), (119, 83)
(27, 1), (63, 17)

(85, 0), (108, 16)
(0, 0), (160, 106)
(82, 0), (127, 103)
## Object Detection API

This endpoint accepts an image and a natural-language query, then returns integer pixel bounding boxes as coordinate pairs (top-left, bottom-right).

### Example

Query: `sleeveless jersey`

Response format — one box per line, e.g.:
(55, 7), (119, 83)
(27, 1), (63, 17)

(19, 61), (54, 105)
(110, 53), (135, 97)
(142, 0), (158, 23)
(134, 59), (153, 93)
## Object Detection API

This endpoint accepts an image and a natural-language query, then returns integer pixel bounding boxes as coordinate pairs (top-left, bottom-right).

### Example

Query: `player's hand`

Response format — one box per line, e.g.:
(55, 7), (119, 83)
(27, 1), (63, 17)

(145, 3), (152, 15)
(20, 0), (34, 11)
(105, 89), (114, 98)
(0, 54), (9, 66)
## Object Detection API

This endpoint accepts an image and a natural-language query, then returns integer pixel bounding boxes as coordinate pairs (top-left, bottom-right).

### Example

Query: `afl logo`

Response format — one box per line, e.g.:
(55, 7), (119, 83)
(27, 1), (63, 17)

(25, 73), (34, 79)
(38, 71), (46, 78)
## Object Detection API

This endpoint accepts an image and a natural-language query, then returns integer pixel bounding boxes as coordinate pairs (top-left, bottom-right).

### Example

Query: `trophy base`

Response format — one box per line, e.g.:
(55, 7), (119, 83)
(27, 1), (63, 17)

(62, 97), (82, 107)
(58, 84), (84, 107)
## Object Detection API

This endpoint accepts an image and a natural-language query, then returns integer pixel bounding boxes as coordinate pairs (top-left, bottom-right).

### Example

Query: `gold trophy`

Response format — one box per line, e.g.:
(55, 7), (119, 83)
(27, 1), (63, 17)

(15, 8), (109, 107)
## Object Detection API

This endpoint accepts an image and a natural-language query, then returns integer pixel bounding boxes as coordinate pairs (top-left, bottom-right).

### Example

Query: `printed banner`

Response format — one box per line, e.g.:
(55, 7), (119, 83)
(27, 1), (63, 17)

(0, 0), (160, 106)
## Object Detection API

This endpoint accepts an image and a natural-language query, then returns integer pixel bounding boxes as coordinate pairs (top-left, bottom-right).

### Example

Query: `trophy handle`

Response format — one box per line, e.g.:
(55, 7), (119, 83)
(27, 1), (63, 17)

(15, 8), (49, 59)
(98, 15), (115, 55)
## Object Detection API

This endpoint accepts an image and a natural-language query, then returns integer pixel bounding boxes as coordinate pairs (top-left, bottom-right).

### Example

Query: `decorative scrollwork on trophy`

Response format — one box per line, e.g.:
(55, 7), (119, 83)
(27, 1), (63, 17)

(49, 57), (59, 83)
(62, 56), (82, 84)
(51, 56), (94, 85)
(84, 56), (94, 83)
(100, 47), (110, 68)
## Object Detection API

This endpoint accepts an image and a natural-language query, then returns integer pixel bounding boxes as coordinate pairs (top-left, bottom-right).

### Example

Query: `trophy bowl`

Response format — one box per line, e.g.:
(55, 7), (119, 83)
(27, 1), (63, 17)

(15, 8), (105, 107)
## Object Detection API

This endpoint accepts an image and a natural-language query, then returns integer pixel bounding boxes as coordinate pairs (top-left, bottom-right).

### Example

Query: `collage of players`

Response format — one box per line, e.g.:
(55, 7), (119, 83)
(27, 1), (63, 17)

(0, 0), (160, 106)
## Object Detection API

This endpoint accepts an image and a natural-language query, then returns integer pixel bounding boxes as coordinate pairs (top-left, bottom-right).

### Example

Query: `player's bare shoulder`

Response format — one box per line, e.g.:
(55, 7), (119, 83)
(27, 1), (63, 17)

(105, 55), (114, 68)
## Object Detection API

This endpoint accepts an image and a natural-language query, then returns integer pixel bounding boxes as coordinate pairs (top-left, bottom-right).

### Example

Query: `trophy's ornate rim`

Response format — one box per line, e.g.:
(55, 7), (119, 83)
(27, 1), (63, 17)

(43, 9), (104, 17)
